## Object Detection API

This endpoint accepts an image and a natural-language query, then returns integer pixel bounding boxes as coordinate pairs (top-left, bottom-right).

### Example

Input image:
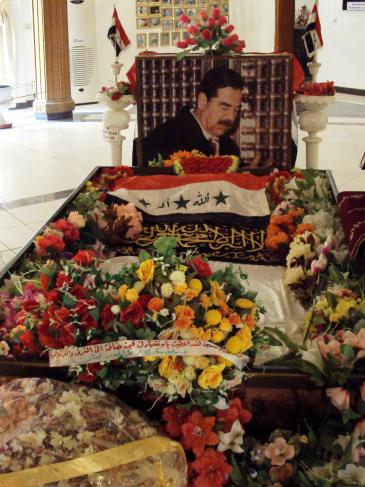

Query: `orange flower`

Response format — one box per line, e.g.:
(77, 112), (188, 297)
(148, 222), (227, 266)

(148, 297), (164, 312)
(228, 312), (241, 326)
(174, 315), (192, 330)
(295, 223), (314, 235)
(175, 305), (195, 320)
(243, 312), (256, 329)
(288, 207), (304, 219)
(186, 288), (199, 301)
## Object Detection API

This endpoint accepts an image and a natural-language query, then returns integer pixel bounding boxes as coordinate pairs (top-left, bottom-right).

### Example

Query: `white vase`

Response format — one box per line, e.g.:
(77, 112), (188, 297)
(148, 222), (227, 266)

(296, 94), (335, 169)
(97, 93), (134, 166)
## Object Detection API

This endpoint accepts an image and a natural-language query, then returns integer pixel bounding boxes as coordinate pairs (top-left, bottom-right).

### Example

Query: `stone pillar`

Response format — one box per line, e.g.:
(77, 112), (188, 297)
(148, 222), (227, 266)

(32, 0), (75, 120)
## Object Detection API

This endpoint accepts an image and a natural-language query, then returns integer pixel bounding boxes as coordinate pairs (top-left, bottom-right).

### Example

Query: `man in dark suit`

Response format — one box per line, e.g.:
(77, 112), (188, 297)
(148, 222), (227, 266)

(135, 67), (243, 164)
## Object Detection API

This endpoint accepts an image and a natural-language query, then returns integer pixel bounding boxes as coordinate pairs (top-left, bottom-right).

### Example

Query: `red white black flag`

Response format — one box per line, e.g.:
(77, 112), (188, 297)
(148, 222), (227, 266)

(302, 0), (323, 58)
(107, 7), (130, 58)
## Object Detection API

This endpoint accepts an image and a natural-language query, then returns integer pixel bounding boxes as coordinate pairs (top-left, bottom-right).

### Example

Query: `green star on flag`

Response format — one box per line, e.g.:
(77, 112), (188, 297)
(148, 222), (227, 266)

(138, 198), (151, 208)
(174, 195), (190, 209)
(213, 191), (229, 205)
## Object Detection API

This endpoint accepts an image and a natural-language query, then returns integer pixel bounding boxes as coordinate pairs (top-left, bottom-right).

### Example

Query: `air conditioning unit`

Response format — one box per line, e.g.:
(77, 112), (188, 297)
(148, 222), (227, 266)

(67, 0), (97, 104)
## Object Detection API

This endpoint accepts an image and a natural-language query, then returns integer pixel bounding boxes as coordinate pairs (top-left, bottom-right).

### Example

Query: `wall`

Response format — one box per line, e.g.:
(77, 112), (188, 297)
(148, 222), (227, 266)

(317, 0), (365, 90)
(94, 0), (275, 87)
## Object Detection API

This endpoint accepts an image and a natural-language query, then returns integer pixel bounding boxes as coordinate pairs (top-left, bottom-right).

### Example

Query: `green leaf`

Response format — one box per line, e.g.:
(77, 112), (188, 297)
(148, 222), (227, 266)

(153, 236), (177, 258)
(342, 408), (360, 424)
(62, 294), (78, 308)
(230, 454), (244, 486)
(138, 250), (152, 262)
(328, 264), (344, 285)
(263, 327), (304, 352)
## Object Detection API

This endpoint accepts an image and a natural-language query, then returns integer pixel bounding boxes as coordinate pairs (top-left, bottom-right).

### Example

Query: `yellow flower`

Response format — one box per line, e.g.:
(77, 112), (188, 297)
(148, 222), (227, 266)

(200, 293), (212, 309)
(10, 325), (25, 338)
(126, 288), (139, 303)
(159, 356), (177, 379)
(161, 282), (173, 298)
(189, 278), (203, 294)
(174, 283), (188, 295)
(186, 288), (199, 301)
(211, 330), (225, 343)
(210, 281), (226, 307)
(220, 318), (233, 333)
(226, 336), (243, 355)
(143, 355), (157, 362)
(236, 326), (253, 352)
(299, 435), (308, 444)
(205, 309), (222, 326)
(198, 364), (225, 389)
(235, 298), (255, 310)
(117, 284), (128, 300)
(194, 356), (211, 369)
(137, 259), (155, 284)
(335, 298), (359, 319)
(218, 356), (233, 368)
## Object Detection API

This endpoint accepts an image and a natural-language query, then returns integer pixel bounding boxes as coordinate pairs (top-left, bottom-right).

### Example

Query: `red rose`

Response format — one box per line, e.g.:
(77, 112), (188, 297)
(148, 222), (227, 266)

(56, 273), (72, 288)
(80, 313), (99, 331)
(205, 17), (215, 27)
(75, 299), (96, 317)
(199, 10), (208, 20)
(77, 362), (103, 383)
(111, 92), (121, 101)
(52, 219), (79, 241)
(176, 40), (189, 49)
(201, 29), (212, 41)
(188, 24), (199, 35)
(186, 37), (197, 45)
(44, 289), (60, 304)
(190, 256), (212, 278)
(72, 249), (96, 266)
(211, 7), (221, 18)
(216, 15), (227, 25)
(179, 14), (191, 24)
(70, 285), (87, 299)
(101, 304), (114, 330)
(233, 41), (245, 53)
(49, 306), (71, 330)
(60, 323), (76, 346)
(224, 24), (234, 33)
(120, 302), (145, 327)
(38, 323), (63, 349)
(138, 293), (153, 310)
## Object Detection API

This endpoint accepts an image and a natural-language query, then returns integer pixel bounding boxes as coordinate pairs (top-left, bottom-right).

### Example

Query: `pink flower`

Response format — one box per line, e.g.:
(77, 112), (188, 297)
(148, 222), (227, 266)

(176, 40), (189, 49)
(326, 387), (350, 411)
(317, 338), (344, 362)
(199, 10), (208, 21)
(211, 7), (221, 18)
(224, 24), (235, 33)
(179, 14), (191, 24)
(188, 24), (199, 35)
(201, 29), (212, 41)
(216, 15), (227, 26)
(311, 253), (328, 273)
(343, 329), (365, 349)
(264, 437), (295, 466)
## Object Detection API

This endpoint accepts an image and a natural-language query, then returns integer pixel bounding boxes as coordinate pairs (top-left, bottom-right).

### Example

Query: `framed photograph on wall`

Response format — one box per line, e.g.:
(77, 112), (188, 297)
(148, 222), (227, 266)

(137, 5), (149, 16)
(171, 31), (181, 44)
(160, 32), (170, 46)
(137, 33), (147, 49)
(150, 5), (161, 15)
(137, 17), (150, 28)
(151, 17), (161, 27)
(175, 7), (185, 17)
(162, 19), (174, 31)
(149, 32), (159, 47)
(342, 0), (365, 9)
(162, 7), (173, 17)
(186, 7), (196, 16)
(161, 0), (172, 4)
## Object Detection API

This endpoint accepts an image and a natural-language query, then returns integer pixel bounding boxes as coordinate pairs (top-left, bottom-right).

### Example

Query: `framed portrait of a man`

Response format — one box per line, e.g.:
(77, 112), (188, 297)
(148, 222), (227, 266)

(160, 32), (170, 47)
(162, 19), (173, 31)
(175, 7), (185, 17)
(137, 5), (148, 16)
(162, 7), (173, 17)
(171, 31), (181, 44)
(148, 32), (159, 48)
(137, 17), (149, 28)
(151, 17), (161, 27)
(137, 34), (147, 49)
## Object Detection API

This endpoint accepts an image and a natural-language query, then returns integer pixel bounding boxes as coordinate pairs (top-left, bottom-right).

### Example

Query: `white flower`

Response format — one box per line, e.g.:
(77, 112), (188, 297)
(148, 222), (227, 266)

(214, 396), (229, 410)
(67, 211), (86, 229)
(283, 266), (305, 286)
(286, 242), (314, 266)
(169, 270), (186, 285)
(337, 464), (365, 484)
(300, 341), (325, 372)
(160, 308), (169, 317)
(111, 305), (121, 315)
(161, 282), (174, 298)
(218, 420), (245, 453)
(309, 463), (334, 481)
(0, 341), (10, 356)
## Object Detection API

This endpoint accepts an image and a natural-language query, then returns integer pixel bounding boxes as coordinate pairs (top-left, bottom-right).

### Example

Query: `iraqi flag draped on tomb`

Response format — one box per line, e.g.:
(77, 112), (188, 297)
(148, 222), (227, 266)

(108, 173), (270, 227)
(107, 7), (131, 58)
(302, 0), (323, 58)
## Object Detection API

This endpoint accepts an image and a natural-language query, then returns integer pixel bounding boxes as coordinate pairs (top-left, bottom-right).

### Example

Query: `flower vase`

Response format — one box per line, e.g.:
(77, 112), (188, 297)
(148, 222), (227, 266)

(97, 92), (134, 166)
(295, 94), (335, 169)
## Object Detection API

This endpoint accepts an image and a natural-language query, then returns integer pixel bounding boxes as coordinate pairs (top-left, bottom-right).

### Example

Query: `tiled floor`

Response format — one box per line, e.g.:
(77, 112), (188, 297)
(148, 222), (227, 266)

(0, 94), (364, 270)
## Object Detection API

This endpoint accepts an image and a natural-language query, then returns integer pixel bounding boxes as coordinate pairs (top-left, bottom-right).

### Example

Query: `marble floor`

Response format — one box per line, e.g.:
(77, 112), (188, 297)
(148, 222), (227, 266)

(0, 94), (364, 270)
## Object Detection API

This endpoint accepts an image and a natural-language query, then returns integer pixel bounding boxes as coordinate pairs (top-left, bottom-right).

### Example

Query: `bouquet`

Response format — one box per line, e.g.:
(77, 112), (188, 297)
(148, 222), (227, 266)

(149, 150), (240, 174)
(98, 80), (133, 101)
(5, 237), (264, 406)
(176, 8), (245, 60)
(297, 81), (335, 96)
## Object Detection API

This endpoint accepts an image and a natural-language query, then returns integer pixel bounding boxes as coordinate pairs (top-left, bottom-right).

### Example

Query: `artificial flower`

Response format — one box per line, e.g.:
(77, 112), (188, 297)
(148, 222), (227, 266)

(137, 259), (154, 284)
(198, 363), (225, 390)
(191, 447), (232, 487)
(326, 387), (350, 411)
(181, 411), (218, 457)
(264, 437), (295, 466)
(217, 419), (244, 453)
(337, 464), (365, 484)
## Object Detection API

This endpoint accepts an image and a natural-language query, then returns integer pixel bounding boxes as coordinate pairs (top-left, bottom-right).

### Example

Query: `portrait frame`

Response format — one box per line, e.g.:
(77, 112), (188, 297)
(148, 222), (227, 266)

(160, 32), (171, 47)
(136, 5), (149, 16)
(148, 32), (159, 48)
(174, 7), (186, 17)
(137, 33), (147, 49)
(186, 7), (196, 16)
(162, 19), (174, 31)
(137, 17), (150, 28)
(171, 31), (181, 44)
(149, 5), (161, 16)
(162, 7), (173, 17)
(151, 17), (161, 27)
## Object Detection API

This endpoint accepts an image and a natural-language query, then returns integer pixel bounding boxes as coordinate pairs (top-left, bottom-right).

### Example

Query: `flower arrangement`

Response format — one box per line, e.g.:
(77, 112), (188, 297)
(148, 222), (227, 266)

(176, 8), (245, 60)
(149, 150), (240, 174)
(98, 80), (133, 101)
(297, 81), (335, 96)
(3, 236), (264, 404)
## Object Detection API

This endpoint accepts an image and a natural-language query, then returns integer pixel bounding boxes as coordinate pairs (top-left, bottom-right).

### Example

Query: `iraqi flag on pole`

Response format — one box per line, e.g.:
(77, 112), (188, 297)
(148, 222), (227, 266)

(108, 173), (270, 228)
(302, 0), (323, 58)
(107, 7), (131, 58)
